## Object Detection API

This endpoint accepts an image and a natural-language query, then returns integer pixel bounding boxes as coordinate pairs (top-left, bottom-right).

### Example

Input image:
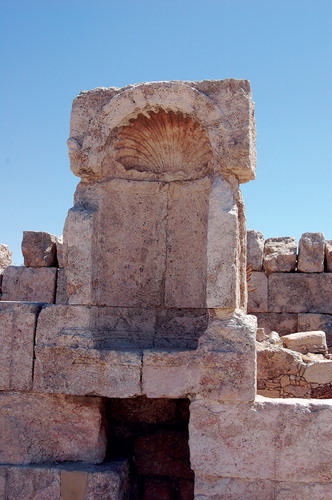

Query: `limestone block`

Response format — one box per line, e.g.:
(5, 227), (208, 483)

(55, 268), (68, 304)
(246, 229), (264, 271)
(268, 273), (332, 313)
(1, 266), (57, 303)
(298, 313), (332, 349)
(0, 461), (129, 500)
(304, 360), (332, 384)
(56, 234), (64, 268)
(34, 346), (142, 397)
(298, 232), (325, 273)
(0, 243), (12, 271)
(0, 302), (40, 391)
(257, 344), (303, 381)
(255, 312), (298, 335)
(190, 397), (332, 483)
(325, 239), (332, 272)
(22, 231), (57, 267)
(0, 393), (106, 465)
(247, 271), (267, 313)
(281, 331), (327, 354)
(263, 236), (297, 274)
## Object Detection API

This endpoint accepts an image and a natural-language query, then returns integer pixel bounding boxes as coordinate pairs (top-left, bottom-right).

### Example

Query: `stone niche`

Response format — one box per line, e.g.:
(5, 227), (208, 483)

(34, 80), (257, 402)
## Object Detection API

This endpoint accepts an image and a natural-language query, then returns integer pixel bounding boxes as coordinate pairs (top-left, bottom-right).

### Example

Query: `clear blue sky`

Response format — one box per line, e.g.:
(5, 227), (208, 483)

(1, 0), (331, 264)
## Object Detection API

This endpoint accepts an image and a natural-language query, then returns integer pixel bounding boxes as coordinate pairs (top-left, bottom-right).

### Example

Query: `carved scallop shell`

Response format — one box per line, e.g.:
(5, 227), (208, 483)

(115, 109), (212, 177)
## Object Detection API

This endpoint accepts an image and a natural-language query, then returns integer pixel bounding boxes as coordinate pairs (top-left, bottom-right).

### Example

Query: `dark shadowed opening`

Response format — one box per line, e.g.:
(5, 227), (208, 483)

(105, 396), (194, 500)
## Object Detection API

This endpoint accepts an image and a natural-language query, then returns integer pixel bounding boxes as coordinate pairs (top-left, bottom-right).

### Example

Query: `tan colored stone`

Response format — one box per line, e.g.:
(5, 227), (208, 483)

(1, 266), (57, 303)
(281, 330), (327, 354)
(325, 239), (332, 272)
(298, 232), (325, 273)
(263, 236), (297, 274)
(0, 243), (12, 271)
(257, 344), (302, 381)
(190, 397), (332, 482)
(246, 229), (264, 271)
(0, 392), (106, 464)
(247, 271), (267, 313)
(283, 385), (311, 397)
(304, 360), (332, 384)
(268, 273), (332, 313)
(254, 312), (298, 335)
(0, 461), (129, 500)
(298, 313), (332, 350)
(0, 302), (40, 391)
(22, 231), (57, 267)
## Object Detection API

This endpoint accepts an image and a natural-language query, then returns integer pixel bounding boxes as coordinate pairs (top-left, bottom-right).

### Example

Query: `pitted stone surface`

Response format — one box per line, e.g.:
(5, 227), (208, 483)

(247, 230), (264, 271)
(298, 232), (325, 273)
(1, 266), (57, 303)
(0, 243), (12, 271)
(263, 237), (297, 274)
(22, 231), (57, 267)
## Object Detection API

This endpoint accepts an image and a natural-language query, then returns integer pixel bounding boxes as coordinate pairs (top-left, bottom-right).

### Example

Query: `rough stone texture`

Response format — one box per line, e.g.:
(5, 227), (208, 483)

(263, 236), (297, 274)
(0, 243), (12, 271)
(194, 474), (332, 500)
(281, 331), (327, 354)
(1, 266), (57, 303)
(304, 360), (332, 384)
(55, 268), (68, 304)
(0, 302), (40, 391)
(0, 461), (129, 500)
(22, 231), (57, 267)
(298, 313), (332, 350)
(254, 312), (298, 335)
(326, 239), (332, 272)
(246, 229), (264, 271)
(298, 232), (325, 273)
(247, 271), (267, 312)
(190, 397), (332, 483)
(0, 393), (106, 464)
(56, 235), (64, 268)
(268, 273), (332, 313)
(257, 344), (303, 381)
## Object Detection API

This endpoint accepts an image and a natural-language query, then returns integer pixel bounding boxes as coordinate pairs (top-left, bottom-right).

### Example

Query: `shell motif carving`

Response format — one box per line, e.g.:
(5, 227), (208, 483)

(115, 109), (213, 178)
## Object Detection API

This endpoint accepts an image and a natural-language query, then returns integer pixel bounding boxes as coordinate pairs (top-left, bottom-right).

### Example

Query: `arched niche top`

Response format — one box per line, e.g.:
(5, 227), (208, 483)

(68, 80), (256, 183)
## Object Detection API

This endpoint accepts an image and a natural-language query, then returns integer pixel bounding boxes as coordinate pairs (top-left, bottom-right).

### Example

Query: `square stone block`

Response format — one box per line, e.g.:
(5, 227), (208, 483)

(0, 302), (40, 391)
(0, 392), (106, 465)
(298, 232), (325, 273)
(247, 271), (268, 313)
(1, 266), (57, 303)
(268, 273), (332, 314)
(298, 313), (332, 349)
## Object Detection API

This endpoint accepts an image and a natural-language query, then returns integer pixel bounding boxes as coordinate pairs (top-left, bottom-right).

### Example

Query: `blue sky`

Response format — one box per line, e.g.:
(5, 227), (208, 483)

(1, 0), (331, 264)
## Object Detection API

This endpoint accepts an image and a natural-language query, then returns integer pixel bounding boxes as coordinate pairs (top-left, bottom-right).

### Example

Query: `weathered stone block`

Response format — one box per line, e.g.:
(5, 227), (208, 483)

(247, 271), (267, 313)
(0, 393), (106, 464)
(257, 344), (303, 381)
(326, 240), (332, 272)
(254, 312), (298, 335)
(268, 273), (332, 313)
(55, 268), (68, 304)
(190, 397), (332, 483)
(281, 331), (327, 354)
(1, 266), (57, 303)
(298, 232), (325, 273)
(247, 229), (264, 271)
(304, 360), (332, 384)
(0, 302), (40, 391)
(0, 461), (129, 500)
(56, 234), (64, 268)
(298, 313), (332, 349)
(263, 236), (297, 274)
(0, 243), (12, 271)
(22, 231), (57, 267)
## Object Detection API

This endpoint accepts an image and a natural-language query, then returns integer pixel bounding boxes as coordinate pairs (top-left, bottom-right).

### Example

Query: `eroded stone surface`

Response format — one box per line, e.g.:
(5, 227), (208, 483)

(22, 231), (57, 267)
(1, 266), (57, 303)
(263, 237), (297, 274)
(254, 312), (298, 335)
(281, 331), (327, 354)
(0, 302), (40, 391)
(0, 243), (12, 271)
(298, 232), (325, 273)
(298, 313), (332, 350)
(247, 271), (267, 313)
(247, 230), (264, 271)
(0, 393), (106, 464)
(325, 240), (332, 272)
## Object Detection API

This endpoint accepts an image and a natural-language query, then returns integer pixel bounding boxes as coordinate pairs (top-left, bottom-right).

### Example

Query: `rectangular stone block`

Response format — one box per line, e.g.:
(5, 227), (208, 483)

(190, 397), (332, 483)
(298, 232), (325, 273)
(247, 271), (267, 313)
(0, 392), (106, 465)
(0, 461), (129, 500)
(1, 266), (57, 303)
(254, 312), (298, 335)
(246, 229), (264, 271)
(263, 237), (297, 274)
(268, 273), (332, 314)
(0, 302), (40, 391)
(55, 268), (68, 304)
(298, 313), (332, 349)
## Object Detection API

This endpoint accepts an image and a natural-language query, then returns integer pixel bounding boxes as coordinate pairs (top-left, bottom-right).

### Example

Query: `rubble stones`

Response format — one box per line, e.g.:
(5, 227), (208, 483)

(1, 266), (57, 303)
(281, 331), (327, 354)
(22, 231), (57, 267)
(247, 230), (264, 271)
(298, 232), (325, 273)
(263, 237), (297, 274)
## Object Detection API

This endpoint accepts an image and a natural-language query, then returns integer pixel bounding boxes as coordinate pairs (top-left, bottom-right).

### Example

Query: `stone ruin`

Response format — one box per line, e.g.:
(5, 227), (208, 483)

(0, 80), (332, 499)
